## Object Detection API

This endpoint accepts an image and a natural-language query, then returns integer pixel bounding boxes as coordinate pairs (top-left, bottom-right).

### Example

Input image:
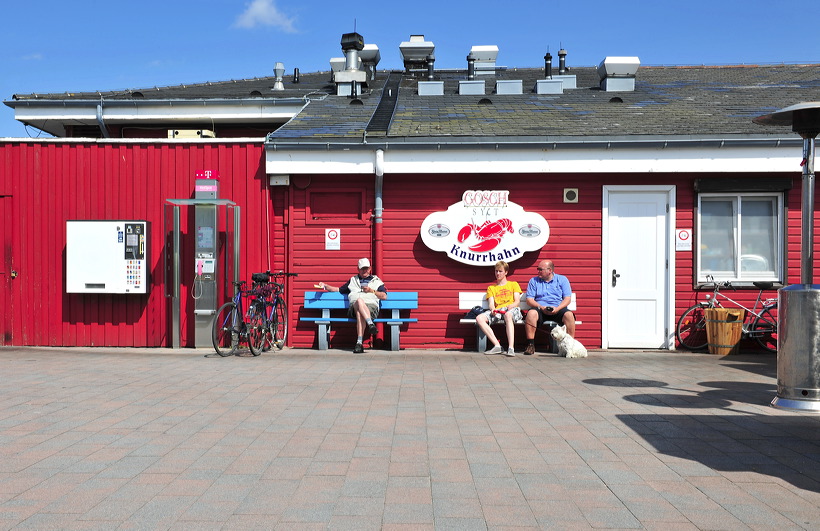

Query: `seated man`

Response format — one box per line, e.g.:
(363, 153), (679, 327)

(523, 260), (575, 355)
(317, 258), (388, 354)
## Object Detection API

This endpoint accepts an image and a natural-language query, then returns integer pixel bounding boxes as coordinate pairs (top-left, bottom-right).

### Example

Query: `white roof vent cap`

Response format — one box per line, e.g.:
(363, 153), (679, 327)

(400, 35), (435, 72)
(597, 56), (640, 80)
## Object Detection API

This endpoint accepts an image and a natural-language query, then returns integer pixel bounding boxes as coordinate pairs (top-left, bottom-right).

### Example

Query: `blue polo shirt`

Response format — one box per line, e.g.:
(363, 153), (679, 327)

(526, 273), (572, 307)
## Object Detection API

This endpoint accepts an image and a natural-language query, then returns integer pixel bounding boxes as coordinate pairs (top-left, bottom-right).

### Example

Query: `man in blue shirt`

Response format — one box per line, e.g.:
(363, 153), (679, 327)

(524, 260), (575, 355)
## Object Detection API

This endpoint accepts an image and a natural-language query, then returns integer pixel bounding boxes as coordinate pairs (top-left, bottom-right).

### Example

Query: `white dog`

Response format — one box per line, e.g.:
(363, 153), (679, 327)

(550, 325), (588, 358)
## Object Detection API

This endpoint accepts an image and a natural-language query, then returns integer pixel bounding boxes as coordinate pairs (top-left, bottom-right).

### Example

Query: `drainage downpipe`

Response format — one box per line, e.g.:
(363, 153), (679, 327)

(96, 103), (111, 138)
(374, 149), (385, 276)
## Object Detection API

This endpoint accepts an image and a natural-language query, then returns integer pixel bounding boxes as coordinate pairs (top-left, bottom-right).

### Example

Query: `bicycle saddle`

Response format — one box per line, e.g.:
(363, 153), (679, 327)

(753, 281), (774, 290)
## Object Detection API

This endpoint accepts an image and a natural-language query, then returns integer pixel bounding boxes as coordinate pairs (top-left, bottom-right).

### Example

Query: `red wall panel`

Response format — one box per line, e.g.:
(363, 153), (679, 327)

(0, 141), (271, 347)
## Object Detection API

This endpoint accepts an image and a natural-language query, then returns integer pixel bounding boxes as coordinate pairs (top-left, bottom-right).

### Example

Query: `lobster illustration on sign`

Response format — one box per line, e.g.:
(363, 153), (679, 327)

(457, 218), (514, 252)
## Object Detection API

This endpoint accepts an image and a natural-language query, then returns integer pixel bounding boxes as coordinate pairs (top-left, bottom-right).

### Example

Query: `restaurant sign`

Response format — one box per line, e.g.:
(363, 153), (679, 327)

(420, 190), (549, 266)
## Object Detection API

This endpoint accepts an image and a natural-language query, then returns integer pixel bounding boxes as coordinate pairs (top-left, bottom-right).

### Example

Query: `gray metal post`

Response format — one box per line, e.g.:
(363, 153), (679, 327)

(172, 206), (181, 349)
(801, 137), (815, 285)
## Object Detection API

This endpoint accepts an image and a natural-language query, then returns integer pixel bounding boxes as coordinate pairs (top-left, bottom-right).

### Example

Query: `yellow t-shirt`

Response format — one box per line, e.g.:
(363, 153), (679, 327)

(486, 281), (522, 309)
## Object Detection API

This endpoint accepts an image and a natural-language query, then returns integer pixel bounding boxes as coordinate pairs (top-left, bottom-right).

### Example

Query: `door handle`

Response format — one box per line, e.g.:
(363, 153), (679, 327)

(612, 269), (620, 287)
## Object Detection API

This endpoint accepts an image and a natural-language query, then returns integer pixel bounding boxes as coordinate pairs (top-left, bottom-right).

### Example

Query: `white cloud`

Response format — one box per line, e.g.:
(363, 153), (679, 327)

(22, 53), (43, 61)
(234, 0), (296, 33)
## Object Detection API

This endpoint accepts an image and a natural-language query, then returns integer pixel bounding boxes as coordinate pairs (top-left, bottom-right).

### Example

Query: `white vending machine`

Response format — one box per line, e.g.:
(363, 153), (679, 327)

(66, 220), (149, 294)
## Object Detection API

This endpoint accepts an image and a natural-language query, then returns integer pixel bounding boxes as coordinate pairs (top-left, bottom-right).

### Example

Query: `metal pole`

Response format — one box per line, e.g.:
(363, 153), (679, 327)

(172, 205), (181, 349)
(801, 137), (815, 286)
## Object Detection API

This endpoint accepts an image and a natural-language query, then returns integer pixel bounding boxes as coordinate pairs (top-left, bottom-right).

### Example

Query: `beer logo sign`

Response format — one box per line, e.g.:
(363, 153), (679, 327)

(420, 190), (550, 266)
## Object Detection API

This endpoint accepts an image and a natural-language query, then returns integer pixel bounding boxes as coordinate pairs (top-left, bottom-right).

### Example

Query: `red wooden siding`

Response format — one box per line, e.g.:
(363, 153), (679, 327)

(0, 141), (271, 347)
(1, 139), (815, 350)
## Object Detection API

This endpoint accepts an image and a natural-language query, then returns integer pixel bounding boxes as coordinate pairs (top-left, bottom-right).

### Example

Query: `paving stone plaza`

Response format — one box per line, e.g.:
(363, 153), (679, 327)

(1, 346), (818, 529)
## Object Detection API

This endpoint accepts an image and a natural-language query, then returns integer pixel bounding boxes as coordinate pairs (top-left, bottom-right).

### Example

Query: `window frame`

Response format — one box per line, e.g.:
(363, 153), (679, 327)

(696, 191), (785, 285)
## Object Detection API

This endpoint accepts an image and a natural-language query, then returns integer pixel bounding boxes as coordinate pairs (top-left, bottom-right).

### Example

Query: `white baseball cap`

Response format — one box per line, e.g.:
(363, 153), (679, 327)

(358, 258), (371, 269)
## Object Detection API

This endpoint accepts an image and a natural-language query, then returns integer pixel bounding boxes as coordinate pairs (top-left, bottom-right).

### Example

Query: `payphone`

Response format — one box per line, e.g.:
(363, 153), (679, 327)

(165, 171), (239, 349)
(192, 173), (219, 346)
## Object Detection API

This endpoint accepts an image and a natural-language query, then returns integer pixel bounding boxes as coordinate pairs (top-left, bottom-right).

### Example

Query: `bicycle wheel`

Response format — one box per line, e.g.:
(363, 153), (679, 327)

(751, 305), (778, 353)
(212, 302), (240, 356)
(272, 296), (288, 349)
(245, 301), (264, 356)
(676, 304), (709, 350)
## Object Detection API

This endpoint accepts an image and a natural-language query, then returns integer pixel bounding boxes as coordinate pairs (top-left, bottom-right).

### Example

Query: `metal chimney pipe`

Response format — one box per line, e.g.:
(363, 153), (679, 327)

(467, 53), (476, 80)
(427, 53), (435, 80)
(544, 52), (552, 79)
(558, 48), (567, 75)
(345, 48), (360, 71)
(293, 68), (300, 83)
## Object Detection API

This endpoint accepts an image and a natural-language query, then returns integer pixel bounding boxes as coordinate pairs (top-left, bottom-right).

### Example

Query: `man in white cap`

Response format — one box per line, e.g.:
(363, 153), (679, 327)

(317, 258), (388, 353)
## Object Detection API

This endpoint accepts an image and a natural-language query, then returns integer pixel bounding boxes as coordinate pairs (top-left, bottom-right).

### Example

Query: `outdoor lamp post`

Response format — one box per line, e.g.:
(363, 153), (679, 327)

(754, 102), (820, 412)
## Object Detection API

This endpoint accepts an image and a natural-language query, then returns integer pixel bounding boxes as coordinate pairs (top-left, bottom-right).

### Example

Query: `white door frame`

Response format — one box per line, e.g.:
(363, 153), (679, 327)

(602, 185), (676, 349)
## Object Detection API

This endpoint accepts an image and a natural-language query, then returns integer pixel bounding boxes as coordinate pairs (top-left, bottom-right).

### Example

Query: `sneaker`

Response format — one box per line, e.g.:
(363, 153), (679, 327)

(353, 343), (364, 354)
(524, 343), (535, 356)
(484, 344), (503, 355)
(367, 322), (378, 336)
(505, 347), (516, 357)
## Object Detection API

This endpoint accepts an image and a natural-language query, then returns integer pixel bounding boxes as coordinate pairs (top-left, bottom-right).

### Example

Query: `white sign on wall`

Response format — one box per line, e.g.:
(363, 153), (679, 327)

(676, 229), (692, 251)
(420, 190), (549, 266)
(325, 228), (340, 250)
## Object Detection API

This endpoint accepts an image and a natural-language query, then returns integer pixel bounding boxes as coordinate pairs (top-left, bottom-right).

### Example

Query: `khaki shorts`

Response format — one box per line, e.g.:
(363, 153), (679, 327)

(349, 302), (380, 320)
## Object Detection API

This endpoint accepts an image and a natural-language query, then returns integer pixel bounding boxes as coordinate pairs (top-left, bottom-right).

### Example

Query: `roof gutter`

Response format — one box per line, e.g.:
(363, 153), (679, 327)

(5, 97), (309, 108)
(265, 134), (801, 152)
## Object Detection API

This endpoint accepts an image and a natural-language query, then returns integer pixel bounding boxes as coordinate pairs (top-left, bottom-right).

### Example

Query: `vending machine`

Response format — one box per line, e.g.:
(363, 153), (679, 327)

(66, 221), (149, 294)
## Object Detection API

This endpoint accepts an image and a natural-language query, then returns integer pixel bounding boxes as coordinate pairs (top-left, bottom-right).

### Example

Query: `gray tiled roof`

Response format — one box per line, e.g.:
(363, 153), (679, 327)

(10, 64), (820, 140)
(269, 64), (820, 141)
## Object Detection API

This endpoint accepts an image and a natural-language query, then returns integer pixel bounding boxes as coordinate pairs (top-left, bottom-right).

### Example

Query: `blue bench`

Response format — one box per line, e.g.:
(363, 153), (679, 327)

(301, 291), (418, 351)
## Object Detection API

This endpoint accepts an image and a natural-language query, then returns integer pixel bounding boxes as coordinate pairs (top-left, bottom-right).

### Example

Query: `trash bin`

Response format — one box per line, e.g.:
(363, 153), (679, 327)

(704, 308), (745, 355)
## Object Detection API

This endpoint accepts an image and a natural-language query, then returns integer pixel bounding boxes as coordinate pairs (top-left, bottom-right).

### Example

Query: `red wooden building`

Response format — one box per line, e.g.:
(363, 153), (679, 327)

(2, 38), (819, 351)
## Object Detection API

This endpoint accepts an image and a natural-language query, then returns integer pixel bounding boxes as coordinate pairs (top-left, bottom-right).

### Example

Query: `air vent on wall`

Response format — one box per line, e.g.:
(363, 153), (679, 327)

(563, 188), (579, 203)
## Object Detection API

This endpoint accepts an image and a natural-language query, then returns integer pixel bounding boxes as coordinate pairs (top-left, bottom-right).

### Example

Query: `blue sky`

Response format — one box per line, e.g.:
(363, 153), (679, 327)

(2, 0), (818, 138)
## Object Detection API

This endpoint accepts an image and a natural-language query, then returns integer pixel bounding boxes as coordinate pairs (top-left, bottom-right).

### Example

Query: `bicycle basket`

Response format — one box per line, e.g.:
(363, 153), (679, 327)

(251, 272), (270, 283)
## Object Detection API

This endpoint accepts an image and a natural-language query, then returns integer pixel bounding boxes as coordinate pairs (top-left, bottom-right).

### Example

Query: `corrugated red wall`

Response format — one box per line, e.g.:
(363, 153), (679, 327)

(0, 141), (276, 347)
(1, 140), (814, 350)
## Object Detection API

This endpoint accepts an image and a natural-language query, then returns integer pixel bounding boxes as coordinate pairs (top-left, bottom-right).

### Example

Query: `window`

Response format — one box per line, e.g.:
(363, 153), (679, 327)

(697, 193), (783, 283)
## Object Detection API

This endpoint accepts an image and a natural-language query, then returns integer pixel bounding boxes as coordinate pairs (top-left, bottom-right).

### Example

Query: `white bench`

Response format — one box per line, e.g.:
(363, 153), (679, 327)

(458, 291), (577, 353)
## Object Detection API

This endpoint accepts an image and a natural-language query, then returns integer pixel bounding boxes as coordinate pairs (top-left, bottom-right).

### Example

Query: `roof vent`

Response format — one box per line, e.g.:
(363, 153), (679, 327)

(597, 56), (640, 92)
(272, 62), (285, 91)
(399, 35), (435, 75)
(335, 32), (368, 96)
(558, 48), (568, 75)
(359, 43), (381, 81)
(470, 45), (499, 75)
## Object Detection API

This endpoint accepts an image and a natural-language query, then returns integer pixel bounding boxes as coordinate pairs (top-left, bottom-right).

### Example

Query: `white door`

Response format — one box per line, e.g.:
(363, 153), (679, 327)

(604, 187), (673, 348)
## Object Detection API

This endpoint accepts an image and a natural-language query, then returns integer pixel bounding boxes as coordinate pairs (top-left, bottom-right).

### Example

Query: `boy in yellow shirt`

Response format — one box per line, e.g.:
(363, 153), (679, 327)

(477, 261), (523, 356)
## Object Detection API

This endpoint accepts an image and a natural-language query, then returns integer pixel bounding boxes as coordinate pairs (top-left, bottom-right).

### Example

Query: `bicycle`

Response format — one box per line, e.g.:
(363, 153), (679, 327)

(676, 275), (778, 353)
(212, 280), (262, 357)
(247, 271), (297, 352)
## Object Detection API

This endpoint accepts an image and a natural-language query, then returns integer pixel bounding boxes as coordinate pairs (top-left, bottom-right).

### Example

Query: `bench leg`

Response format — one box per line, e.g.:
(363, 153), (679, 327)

(389, 324), (400, 351)
(475, 326), (487, 352)
(318, 323), (330, 350)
